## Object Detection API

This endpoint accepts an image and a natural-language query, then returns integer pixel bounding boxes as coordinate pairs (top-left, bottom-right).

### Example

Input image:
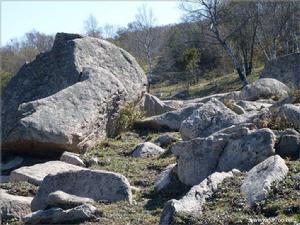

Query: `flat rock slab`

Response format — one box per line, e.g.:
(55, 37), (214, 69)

(23, 204), (97, 224)
(10, 161), (85, 185)
(31, 169), (132, 211)
(1, 189), (33, 221)
(241, 155), (288, 205)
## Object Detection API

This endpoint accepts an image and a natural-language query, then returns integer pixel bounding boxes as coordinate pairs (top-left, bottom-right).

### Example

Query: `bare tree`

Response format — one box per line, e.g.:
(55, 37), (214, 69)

(83, 14), (102, 38)
(181, 0), (251, 86)
(102, 23), (118, 39)
(129, 4), (158, 74)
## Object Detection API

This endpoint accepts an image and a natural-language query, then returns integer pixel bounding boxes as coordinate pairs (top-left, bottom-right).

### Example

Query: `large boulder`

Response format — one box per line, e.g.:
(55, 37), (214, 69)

(1, 33), (147, 155)
(142, 93), (176, 117)
(10, 161), (85, 185)
(172, 124), (276, 185)
(180, 98), (246, 140)
(160, 171), (233, 225)
(23, 204), (97, 224)
(31, 169), (132, 211)
(136, 103), (202, 131)
(241, 155), (288, 205)
(275, 104), (300, 130)
(260, 53), (300, 90)
(1, 189), (33, 221)
(240, 78), (290, 101)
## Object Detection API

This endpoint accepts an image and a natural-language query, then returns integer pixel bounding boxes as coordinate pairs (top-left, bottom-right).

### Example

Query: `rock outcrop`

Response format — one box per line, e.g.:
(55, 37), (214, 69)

(180, 98), (245, 140)
(160, 171), (233, 225)
(10, 161), (85, 185)
(1, 32), (147, 155)
(31, 169), (132, 211)
(172, 124), (276, 185)
(241, 155), (288, 205)
(260, 53), (300, 89)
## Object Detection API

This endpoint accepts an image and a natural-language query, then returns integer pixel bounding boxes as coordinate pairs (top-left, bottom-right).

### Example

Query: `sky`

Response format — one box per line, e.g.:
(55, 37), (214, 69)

(1, 0), (183, 46)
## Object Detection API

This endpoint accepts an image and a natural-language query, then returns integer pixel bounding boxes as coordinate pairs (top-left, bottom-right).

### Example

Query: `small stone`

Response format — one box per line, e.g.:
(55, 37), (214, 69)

(132, 142), (165, 158)
(60, 151), (86, 167)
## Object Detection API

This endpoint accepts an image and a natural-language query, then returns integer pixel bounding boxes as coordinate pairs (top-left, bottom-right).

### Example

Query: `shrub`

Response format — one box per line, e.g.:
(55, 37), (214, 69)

(115, 103), (144, 134)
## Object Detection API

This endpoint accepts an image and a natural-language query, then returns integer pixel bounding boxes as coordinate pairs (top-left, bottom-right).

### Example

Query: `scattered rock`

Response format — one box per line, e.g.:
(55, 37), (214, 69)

(1, 188), (33, 221)
(10, 161), (85, 185)
(60, 151), (86, 167)
(172, 124), (276, 185)
(143, 93), (176, 117)
(2, 33), (147, 155)
(153, 133), (177, 147)
(23, 204), (98, 224)
(1, 156), (23, 172)
(240, 78), (290, 101)
(46, 191), (94, 209)
(132, 142), (165, 158)
(241, 155), (288, 205)
(136, 103), (202, 131)
(159, 171), (233, 225)
(31, 169), (132, 211)
(180, 98), (245, 140)
(260, 53), (300, 90)
(154, 164), (177, 192)
(276, 129), (300, 159)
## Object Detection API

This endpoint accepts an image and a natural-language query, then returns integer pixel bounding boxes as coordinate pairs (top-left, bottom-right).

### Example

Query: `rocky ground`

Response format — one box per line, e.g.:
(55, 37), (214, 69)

(1, 34), (299, 225)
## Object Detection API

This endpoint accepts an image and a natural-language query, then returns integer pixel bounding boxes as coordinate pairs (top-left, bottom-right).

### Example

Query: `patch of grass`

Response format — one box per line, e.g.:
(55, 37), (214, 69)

(173, 160), (300, 225)
(151, 67), (261, 100)
(0, 181), (38, 197)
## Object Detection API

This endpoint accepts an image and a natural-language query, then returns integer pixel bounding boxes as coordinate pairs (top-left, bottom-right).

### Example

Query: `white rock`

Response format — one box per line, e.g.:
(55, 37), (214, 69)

(132, 142), (165, 158)
(143, 93), (176, 117)
(241, 155), (288, 205)
(60, 151), (86, 167)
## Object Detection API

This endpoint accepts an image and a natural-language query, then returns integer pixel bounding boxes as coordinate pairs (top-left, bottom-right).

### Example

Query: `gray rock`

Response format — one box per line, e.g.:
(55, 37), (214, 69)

(275, 104), (300, 130)
(240, 78), (290, 101)
(143, 93), (176, 117)
(154, 133), (177, 147)
(172, 124), (276, 185)
(241, 155), (288, 205)
(236, 100), (273, 112)
(154, 164), (177, 192)
(260, 53), (300, 90)
(23, 204), (97, 224)
(277, 129), (300, 159)
(10, 161), (85, 185)
(160, 171), (233, 225)
(1, 189), (33, 221)
(2, 33), (147, 155)
(31, 169), (132, 211)
(1, 156), (23, 172)
(180, 98), (246, 140)
(132, 142), (165, 158)
(136, 103), (202, 131)
(60, 151), (86, 167)
(46, 191), (94, 209)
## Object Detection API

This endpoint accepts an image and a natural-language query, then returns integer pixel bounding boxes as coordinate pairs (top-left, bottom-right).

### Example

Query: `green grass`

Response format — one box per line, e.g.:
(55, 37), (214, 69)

(151, 67), (262, 99)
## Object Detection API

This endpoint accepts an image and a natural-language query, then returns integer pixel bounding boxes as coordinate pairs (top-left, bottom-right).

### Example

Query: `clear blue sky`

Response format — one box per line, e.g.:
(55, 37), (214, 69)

(1, 1), (182, 46)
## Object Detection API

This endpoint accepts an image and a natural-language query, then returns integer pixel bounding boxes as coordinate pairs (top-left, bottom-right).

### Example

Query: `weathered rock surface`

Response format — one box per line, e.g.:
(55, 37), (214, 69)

(241, 155), (288, 205)
(143, 93), (176, 117)
(275, 104), (300, 130)
(10, 161), (84, 185)
(180, 98), (245, 140)
(46, 191), (94, 209)
(1, 156), (23, 172)
(23, 204), (97, 224)
(154, 164), (177, 192)
(235, 100), (273, 112)
(160, 171), (233, 225)
(60, 151), (85, 167)
(240, 78), (290, 101)
(1, 32), (147, 155)
(173, 124), (276, 185)
(260, 53), (300, 89)
(1, 189), (33, 221)
(132, 142), (165, 158)
(154, 133), (178, 147)
(136, 103), (202, 130)
(31, 169), (132, 211)
(276, 129), (300, 159)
